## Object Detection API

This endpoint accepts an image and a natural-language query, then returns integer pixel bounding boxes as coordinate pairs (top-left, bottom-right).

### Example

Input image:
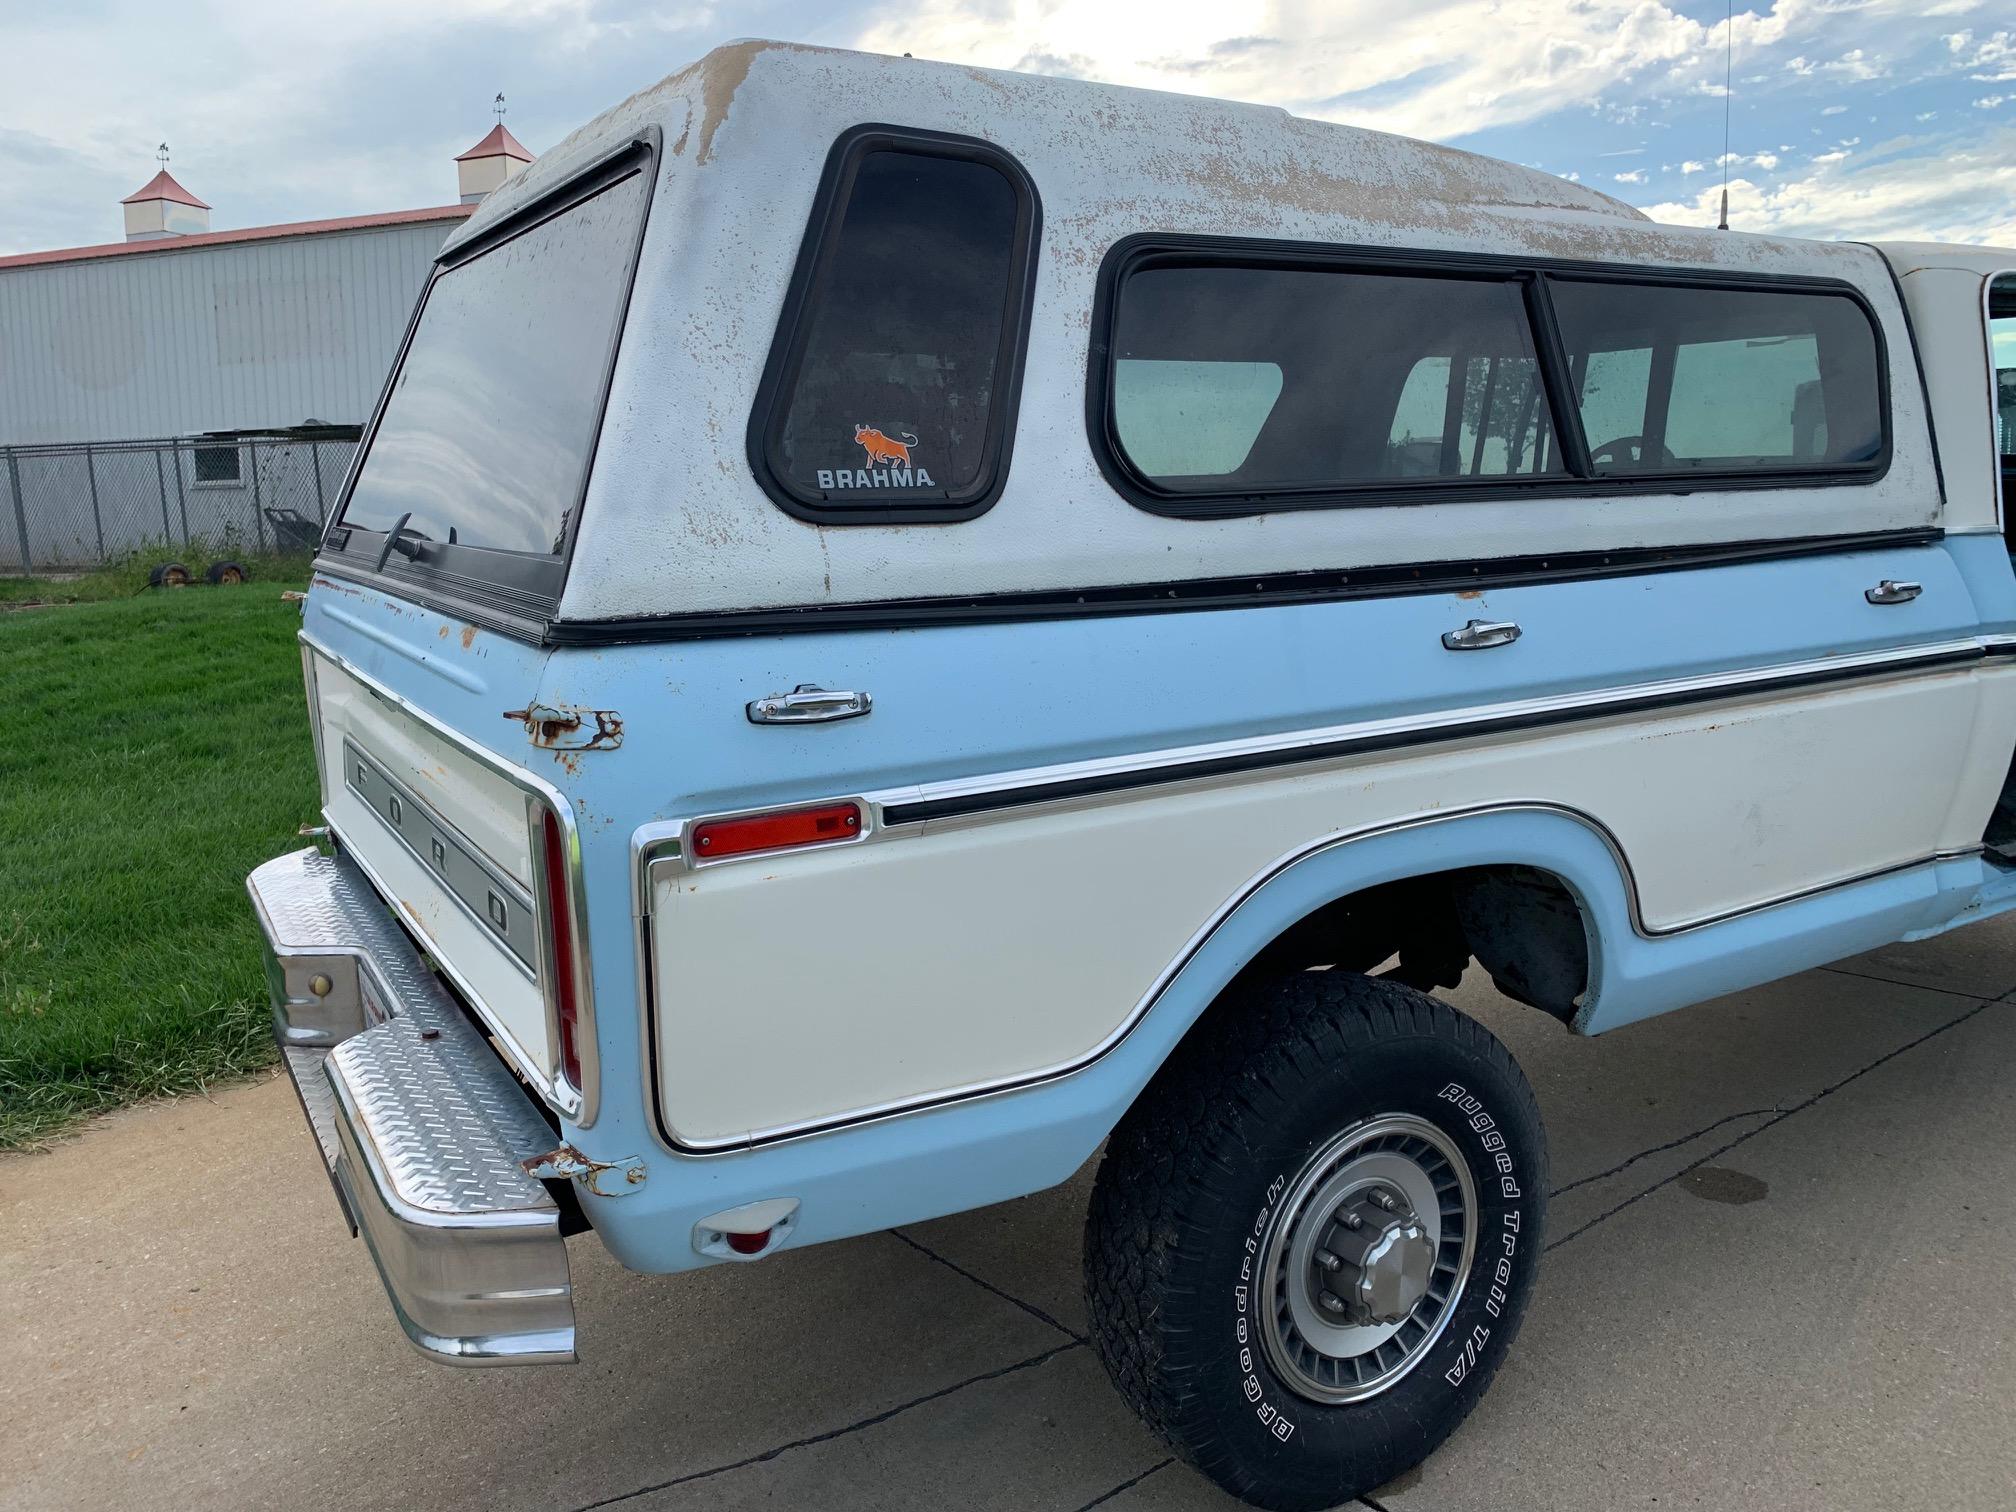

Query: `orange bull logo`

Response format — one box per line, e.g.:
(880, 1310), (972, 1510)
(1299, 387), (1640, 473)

(854, 425), (916, 467)
(816, 425), (936, 491)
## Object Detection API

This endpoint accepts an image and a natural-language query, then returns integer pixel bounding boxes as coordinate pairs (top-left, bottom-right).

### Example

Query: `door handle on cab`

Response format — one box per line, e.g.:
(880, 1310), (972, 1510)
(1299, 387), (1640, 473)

(1865, 579), (1923, 605)
(1441, 618), (1522, 651)
(747, 685), (873, 725)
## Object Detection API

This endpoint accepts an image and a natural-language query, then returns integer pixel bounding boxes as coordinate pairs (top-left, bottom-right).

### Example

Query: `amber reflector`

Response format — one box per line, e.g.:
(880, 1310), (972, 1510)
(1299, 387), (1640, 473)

(691, 803), (862, 860)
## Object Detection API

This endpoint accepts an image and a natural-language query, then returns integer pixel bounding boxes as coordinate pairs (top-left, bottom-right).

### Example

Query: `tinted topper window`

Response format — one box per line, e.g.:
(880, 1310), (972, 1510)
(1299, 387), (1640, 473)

(1106, 263), (1560, 494)
(338, 166), (648, 559)
(756, 134), (1038, 520)
(1549, 279), (1884, 475)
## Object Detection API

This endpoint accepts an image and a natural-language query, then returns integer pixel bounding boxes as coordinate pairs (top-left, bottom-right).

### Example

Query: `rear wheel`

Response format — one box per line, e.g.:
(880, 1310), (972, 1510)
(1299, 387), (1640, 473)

(147, 561), (191, 588)
(206, 559), (247, 585)
(1084, 972), (1547, 1511)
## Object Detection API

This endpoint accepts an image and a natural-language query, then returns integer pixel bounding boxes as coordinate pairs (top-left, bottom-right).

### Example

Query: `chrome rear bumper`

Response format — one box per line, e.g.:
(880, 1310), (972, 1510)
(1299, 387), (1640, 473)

(249, 846), (576, 1366)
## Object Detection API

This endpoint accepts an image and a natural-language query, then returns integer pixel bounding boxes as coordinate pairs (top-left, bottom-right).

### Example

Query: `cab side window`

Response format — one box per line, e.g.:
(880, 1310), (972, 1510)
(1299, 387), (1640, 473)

(1385, 353), (1555, 478)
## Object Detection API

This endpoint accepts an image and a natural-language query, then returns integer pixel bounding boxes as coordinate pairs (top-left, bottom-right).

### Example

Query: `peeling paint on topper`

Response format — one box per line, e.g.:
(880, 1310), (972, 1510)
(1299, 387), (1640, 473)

(432, 40), (1961, 626)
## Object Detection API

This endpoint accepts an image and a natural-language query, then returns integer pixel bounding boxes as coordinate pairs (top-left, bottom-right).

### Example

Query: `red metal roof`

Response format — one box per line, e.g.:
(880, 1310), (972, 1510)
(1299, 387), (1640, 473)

(455, 123), (533, 163)
(120, 169), (211, 209)
(0, 204), (474, 271)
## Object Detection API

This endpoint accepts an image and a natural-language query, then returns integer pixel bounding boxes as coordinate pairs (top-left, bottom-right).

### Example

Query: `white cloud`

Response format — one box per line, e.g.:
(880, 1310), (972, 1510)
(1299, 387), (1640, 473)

(1979, 94), (2010, 108)
(1820, 48), (1886, 80)
(1614, 168), (1647, 183)
(1637, 124), (2016, 242)
(1681, 159), (1709, 174)
(854, 0), (1946, 142)
(1821, 103), (1848, 115)
(1949, 29), (2016, 80)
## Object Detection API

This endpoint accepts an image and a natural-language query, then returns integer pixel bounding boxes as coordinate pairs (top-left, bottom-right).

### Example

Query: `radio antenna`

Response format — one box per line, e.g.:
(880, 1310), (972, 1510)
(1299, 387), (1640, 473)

(1718, 0), (1733, 230)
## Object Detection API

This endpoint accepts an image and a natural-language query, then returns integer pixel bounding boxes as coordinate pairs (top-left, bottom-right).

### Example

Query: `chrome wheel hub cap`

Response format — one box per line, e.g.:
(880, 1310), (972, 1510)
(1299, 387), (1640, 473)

(1312, 1186), (1435, 1325)
(1258, 1114), (1477, 1404)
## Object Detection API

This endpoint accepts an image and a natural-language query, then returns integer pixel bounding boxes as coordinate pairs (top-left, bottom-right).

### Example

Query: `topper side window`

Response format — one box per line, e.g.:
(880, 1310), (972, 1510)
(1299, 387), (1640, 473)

(748, 126), (1041, 525)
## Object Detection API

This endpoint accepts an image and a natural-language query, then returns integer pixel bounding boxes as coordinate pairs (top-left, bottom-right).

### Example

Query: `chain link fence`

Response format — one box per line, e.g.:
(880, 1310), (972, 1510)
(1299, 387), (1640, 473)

(0, 427), (361, 574)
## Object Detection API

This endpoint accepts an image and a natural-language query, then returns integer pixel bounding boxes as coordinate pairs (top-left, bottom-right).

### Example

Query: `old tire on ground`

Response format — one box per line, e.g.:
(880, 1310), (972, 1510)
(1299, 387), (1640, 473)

(1084, 972), (1547, 1511)
(206, 560), (247, 585)
(147, 561), (191, 588)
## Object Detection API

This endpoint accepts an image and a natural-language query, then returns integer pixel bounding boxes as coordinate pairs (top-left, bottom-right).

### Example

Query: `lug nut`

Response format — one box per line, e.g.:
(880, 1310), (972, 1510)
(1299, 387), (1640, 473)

(1314, 1248), (1342, 1273)
(1318, 1293), (1347, 1314)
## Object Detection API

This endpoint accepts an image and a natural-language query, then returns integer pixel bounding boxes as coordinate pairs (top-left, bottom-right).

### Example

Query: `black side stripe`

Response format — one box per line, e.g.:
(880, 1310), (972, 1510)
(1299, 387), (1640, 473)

(881, 644), (1987, 827)
(540, 528), (1942, 646)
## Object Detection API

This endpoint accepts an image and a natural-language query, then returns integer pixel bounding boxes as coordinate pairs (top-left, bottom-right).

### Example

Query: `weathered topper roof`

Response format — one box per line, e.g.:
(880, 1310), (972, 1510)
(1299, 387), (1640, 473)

(421, 42), (1940, 623)
(446, 40), (1649, 260)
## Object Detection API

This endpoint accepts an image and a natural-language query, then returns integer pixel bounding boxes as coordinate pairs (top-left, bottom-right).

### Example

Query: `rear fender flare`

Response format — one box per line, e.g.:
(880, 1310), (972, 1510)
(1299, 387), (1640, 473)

(1118, 803), (1637, 1092)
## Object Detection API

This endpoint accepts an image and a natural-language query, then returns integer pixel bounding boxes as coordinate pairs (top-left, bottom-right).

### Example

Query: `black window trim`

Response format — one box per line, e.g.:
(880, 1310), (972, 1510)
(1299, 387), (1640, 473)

(316, 126), (662, 618)
(745, 123), (1043, 526)
(1087, 233), (1894, 520)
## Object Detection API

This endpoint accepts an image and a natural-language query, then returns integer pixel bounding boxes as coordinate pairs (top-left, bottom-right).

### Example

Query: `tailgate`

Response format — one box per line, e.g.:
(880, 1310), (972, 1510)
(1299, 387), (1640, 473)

(305, 645), (558, 1104)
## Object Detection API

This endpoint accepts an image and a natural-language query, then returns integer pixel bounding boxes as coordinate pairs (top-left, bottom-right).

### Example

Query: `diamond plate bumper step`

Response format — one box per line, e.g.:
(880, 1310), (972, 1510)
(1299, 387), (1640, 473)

(249, 847), (576, 1366)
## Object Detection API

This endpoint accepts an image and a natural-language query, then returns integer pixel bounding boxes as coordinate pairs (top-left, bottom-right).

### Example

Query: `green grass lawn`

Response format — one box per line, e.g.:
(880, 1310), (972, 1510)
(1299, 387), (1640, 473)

(0, 574), (320, 1147)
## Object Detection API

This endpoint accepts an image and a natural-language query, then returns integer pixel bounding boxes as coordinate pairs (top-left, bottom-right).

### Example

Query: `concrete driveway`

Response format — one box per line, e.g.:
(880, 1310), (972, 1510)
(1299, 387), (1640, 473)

(7, 919), (2016, 1512)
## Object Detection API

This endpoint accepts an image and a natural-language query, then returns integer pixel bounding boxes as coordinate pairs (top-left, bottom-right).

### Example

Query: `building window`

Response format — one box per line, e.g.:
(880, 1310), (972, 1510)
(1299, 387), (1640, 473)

(749, 127), (1042, 524)
(192, 444), (243, 485)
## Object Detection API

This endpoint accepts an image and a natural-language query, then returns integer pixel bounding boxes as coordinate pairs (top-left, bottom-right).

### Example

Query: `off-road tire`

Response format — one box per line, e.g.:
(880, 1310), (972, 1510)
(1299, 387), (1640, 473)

(1084, 972), (1547, 1511)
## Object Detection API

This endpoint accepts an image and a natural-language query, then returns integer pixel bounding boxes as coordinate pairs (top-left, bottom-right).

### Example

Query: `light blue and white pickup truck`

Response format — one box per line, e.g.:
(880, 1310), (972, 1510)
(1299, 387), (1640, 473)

(248, 39), (2016, 1510)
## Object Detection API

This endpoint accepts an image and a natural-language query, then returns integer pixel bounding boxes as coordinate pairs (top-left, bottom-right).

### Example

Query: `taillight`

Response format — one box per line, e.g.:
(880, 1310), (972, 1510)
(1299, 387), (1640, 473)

(540, 808), (583, 1089)
(690, 802), (862, 860)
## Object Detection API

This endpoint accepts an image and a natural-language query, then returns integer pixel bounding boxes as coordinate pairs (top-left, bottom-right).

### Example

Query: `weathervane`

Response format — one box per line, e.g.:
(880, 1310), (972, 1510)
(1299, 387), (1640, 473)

(494, 93), (506, 121)
(157, 142), (169, 168)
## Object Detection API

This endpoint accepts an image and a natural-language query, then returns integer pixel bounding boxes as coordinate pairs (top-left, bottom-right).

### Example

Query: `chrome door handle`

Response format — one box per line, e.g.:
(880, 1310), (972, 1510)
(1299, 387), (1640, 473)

(1865, 579), (1922, 605)
(746, 685), (872, 724)
(1441, 618), (1522, 651)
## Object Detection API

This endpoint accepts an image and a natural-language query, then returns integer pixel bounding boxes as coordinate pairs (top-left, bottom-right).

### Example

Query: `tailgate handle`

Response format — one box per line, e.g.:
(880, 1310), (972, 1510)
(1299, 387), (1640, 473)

(1441, 618), (1522, 651)
(747, 685), (873, 725)
(1865, 579), (1922, 605)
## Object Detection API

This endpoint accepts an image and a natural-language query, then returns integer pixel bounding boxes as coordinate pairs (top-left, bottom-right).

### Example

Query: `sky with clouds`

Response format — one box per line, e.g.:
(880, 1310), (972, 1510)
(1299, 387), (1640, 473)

(2, 0), (2013, 257)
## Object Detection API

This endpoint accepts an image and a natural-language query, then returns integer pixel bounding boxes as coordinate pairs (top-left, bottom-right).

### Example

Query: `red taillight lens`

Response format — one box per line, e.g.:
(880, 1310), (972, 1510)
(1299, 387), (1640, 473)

(690, 802), (862, 860)
(540, 809), (583, 1089)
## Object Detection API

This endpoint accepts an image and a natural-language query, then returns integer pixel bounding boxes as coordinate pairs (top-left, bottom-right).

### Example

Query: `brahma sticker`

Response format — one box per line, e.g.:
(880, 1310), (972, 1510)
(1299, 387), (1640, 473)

(817, 425), (937, 490)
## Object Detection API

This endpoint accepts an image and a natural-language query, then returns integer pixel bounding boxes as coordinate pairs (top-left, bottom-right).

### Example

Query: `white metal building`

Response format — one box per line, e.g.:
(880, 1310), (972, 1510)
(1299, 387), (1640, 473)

(0, 125), (540, 446)
(0, 126), (533, 568)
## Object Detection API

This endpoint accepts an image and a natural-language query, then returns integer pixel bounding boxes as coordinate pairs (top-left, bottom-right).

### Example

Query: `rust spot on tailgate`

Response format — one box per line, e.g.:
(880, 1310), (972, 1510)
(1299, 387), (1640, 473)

(502, 703), (623, 752)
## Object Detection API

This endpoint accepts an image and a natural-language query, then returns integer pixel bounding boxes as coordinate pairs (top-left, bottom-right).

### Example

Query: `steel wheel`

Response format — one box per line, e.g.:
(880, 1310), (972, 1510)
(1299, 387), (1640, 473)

(1257, 1113), (1477, 1404)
